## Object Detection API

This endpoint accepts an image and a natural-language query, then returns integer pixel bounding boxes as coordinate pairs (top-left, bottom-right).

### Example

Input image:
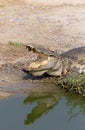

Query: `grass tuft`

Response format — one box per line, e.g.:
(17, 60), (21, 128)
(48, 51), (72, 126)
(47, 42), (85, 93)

(56, 73), (85, 96)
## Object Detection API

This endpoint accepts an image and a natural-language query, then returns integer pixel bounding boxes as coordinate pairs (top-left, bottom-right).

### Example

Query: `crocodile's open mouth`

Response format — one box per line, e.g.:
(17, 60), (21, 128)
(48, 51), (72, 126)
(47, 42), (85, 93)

(25, 44), (62, 76)
(27, 53), (58, 76)
(28, 53), (48, 70)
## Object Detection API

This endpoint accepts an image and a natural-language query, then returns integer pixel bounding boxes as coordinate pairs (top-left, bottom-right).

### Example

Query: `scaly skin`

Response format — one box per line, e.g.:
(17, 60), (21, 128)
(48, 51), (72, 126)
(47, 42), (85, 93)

(26, 45), (85, 77)
(61, 46), (85, 74)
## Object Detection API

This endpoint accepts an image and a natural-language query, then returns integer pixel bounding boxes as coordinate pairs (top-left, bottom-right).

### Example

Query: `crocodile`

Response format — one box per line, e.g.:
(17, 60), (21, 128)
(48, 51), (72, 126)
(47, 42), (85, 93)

(26, 45), (85, 77)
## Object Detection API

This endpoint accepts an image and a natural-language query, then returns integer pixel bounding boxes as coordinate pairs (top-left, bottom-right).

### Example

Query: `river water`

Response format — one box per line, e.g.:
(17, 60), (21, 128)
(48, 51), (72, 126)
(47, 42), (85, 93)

(0, 89), (85, 130)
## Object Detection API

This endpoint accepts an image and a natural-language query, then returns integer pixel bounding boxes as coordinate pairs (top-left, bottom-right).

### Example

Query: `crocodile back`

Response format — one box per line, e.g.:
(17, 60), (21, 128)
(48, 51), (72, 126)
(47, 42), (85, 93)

(61, 46), (85, 64)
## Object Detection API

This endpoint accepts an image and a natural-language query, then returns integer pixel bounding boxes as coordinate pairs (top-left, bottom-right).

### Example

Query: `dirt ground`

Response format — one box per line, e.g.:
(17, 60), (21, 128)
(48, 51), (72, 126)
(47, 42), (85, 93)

(0, 0), (85, 98)
(0, 0), (85, 64)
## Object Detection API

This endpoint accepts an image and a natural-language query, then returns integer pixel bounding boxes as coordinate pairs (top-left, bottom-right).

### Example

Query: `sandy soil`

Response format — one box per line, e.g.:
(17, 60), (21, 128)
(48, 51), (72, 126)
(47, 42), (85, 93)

(0, 0), (85, 64)
(0, 0), (85, 97)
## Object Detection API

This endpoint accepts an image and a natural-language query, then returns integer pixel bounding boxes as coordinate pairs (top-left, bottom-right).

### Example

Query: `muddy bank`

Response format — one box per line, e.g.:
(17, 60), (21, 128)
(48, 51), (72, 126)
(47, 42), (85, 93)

(0, 60), (58, 98)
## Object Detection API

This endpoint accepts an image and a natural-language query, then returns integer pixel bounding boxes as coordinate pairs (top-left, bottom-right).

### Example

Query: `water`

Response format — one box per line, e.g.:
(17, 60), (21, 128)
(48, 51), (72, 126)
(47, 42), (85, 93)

(0, 91), (85, 130)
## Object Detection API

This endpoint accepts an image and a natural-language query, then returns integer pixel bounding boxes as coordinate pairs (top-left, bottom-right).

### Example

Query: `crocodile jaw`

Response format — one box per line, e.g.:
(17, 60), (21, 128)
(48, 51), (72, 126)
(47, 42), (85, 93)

(26, 55), (64, 76)
(27, 59), (49, 76)
(47, 59), (63, 76)
(47, 68), (62, 76)
(28, 60), (48, 70)
(26, 56), (59, 76)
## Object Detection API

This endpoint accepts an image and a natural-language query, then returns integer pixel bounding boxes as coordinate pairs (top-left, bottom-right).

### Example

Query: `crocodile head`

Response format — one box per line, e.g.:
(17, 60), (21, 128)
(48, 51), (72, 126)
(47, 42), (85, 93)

(26, 45), (63, 76)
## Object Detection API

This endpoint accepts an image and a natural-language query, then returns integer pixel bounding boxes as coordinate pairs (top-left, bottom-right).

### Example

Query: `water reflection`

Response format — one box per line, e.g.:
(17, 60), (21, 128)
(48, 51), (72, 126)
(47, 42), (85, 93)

(24, 92), (60, 125)
(23, 91), (85, 126)
(65, 94), (85, 119)
(1, 88), (85, 130)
